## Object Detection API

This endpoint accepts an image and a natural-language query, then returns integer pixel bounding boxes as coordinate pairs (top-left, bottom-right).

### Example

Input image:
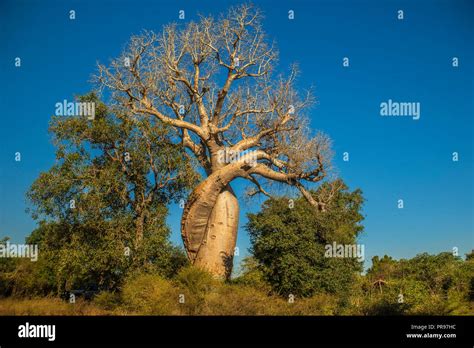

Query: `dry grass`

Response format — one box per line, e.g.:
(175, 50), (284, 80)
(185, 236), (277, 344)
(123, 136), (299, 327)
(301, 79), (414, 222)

(0, 268), (342, 316)
(0, 297), (113, 316)
(2, 266), (469, 316)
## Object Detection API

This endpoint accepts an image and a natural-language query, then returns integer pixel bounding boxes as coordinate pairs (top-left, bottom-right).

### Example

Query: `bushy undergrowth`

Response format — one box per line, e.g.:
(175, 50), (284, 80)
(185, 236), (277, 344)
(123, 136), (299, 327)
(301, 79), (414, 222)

(1, 254), (472, 315)
(121, 273), (179, 315)
(93, 267), (344, 315)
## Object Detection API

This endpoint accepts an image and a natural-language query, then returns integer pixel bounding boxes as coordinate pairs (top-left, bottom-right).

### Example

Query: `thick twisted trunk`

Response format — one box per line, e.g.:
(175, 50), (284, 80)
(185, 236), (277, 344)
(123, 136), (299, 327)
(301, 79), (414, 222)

(181, 166), (243, 279)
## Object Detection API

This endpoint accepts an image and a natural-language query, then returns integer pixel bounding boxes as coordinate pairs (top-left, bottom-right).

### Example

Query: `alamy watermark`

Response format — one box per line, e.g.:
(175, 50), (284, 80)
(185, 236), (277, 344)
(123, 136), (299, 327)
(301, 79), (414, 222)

(55, 99), (95, 120)
(0, 242), (38, 261)
(217, 148), (258, 167)
(380, 99), (420, 120)
(324, 242), (365, 262)
(18, 322), (55, 341)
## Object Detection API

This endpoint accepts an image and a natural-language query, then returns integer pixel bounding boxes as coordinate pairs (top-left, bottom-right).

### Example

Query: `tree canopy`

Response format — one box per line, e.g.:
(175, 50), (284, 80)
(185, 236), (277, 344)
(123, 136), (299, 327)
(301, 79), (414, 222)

(24, 93), (196, 292)
(246, 179), (364, 297)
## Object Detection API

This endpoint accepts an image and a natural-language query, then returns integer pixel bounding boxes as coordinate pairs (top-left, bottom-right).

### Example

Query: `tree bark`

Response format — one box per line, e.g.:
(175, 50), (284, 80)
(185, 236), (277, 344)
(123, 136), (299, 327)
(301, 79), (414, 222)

(193, 187), (239, 279)
(181, 167), (242, 279)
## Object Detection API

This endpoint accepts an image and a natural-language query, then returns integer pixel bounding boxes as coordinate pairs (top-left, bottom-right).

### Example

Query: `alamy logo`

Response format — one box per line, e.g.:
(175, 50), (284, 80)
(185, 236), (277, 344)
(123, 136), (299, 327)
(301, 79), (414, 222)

(18, 322), (56, 341)
(380, 99), (420, 120)
(217, 149), (258, 167)
(324, 242), (365, 261)
(55, 99), (95, 120)
(0, 242), (38, 261)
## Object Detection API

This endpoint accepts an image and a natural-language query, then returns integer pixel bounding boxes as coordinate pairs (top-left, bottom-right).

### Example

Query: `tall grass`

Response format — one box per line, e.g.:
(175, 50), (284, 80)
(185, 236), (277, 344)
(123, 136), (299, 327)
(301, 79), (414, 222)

(0, 297), (112, 315)
(0, 266), (471, 315)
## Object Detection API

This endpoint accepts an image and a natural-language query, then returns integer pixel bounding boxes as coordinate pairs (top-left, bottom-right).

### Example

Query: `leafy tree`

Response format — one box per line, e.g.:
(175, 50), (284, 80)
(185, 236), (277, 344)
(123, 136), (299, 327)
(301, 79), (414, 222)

(25, 93), (195, 293)
(246, 180), (364, 297)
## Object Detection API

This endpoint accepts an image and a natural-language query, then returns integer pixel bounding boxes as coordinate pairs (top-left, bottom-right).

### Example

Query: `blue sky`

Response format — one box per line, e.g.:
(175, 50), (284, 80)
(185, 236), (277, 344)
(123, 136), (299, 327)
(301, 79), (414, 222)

(1, 0), (473, 270)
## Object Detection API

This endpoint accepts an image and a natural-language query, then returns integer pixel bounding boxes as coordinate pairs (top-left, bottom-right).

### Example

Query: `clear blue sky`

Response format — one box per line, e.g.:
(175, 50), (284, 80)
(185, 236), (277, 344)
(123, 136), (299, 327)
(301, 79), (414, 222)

(1, 0), (473, 270)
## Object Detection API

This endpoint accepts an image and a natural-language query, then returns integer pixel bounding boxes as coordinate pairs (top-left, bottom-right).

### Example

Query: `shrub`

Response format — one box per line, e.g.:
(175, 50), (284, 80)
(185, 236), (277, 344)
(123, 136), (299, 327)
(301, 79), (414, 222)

(173, 266), (216, 314)
(93, 291), (122, 311)
(281, 293), (339, 315)
(204, 284), (282, 315)
(9, 259), (55, 297)
(121, 273), (179, 315)
(231, 257), (271, 293)
(361, 252), (474, 315)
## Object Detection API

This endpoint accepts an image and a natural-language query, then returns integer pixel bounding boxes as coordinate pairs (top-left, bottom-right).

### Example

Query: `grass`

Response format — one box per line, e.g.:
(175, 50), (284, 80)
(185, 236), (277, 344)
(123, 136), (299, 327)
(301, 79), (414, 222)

(0, 292), (339, 316)
(1, 266), (471, 316)
(0, 297), (113, 315)
(0, 268), (342, 316)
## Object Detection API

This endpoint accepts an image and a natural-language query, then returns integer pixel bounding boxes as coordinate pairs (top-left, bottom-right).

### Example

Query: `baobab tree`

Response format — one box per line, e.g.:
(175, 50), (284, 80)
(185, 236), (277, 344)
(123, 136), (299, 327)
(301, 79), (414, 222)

(96, 4), (335, 279)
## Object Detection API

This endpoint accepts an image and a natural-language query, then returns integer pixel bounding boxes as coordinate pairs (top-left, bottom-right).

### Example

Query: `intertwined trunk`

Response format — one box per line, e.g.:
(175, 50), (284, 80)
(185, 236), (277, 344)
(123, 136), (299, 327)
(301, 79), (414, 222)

(181, 167), (241, 279)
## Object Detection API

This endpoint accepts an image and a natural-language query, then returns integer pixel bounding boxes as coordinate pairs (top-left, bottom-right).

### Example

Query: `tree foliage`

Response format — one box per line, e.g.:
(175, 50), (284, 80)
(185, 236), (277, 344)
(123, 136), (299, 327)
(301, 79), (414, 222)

(359, 252), (474, 315)
(22, 93), (195, 294)
(246, 179), (364, 297)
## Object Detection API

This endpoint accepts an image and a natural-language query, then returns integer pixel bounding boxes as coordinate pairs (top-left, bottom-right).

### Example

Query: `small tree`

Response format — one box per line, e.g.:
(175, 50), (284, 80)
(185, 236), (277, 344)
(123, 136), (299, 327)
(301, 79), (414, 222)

(246, 180), (364, 297)
(27, 93), (194, 291)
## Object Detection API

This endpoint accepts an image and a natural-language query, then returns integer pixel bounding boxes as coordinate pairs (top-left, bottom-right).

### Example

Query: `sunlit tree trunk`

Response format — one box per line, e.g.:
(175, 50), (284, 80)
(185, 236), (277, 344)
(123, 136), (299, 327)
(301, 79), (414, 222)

(193, 187), (239, 278)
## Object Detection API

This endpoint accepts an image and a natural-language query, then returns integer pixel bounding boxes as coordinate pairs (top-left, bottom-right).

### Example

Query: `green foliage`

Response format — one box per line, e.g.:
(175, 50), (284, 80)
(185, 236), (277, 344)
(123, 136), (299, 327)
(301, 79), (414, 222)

(121, 273), (179, 315)
(353, 252), (474, 315)
(173, 266), (216, 314)
(92, 291), (122, 310)
(246, 180), (364, 297)
(232, 257), (270, 292)
(0, 238), (16, 297)
(0, 237), (53, 298)
(174, 266), (215, 294)
(203, 283), (278, 315)
(19, 93), (195, 295)
(93, 268), (339, 315)
(16, 212), (189, 295)
(3, 102), (472, 315)
(1, 251), (471, 315)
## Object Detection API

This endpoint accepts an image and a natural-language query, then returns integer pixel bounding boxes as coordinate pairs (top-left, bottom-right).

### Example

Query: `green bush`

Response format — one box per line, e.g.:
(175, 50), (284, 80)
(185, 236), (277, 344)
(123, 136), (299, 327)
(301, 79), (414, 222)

(232, 257), (271, 293)
(246, 180), (364, 297)
(350, 252), (474, 315)
(282, 293), (339, 315)
(121, 273), (179, 315)
(173, 266), (216, 314)
(174, 266), (215, 294)
(93, 291), (122, 310)
(7, 258), (55, 298)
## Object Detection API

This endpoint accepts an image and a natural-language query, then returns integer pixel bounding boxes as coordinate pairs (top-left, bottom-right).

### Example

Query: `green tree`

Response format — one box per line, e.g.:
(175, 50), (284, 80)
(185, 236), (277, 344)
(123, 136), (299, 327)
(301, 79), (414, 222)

(25, 93), (196, 293)
(246, 179), (364, 297)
